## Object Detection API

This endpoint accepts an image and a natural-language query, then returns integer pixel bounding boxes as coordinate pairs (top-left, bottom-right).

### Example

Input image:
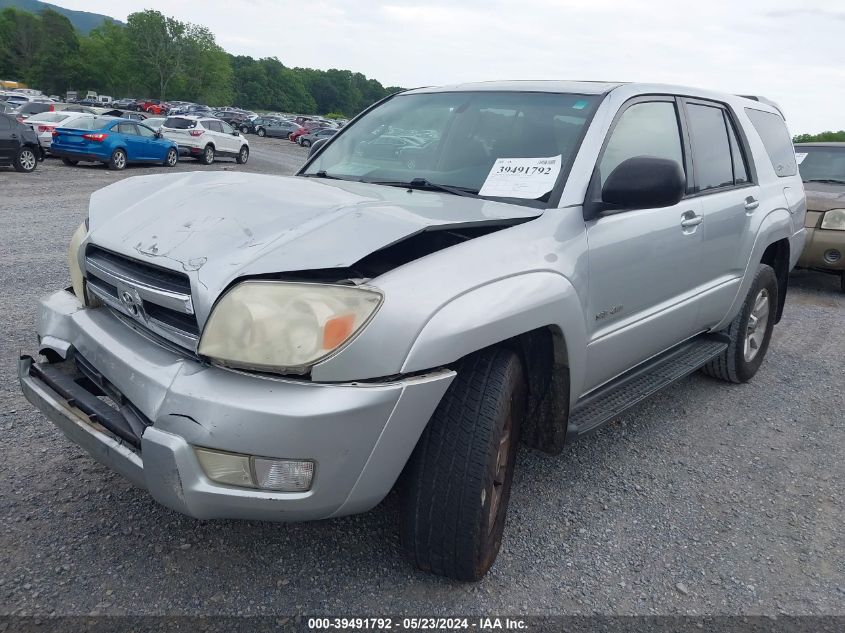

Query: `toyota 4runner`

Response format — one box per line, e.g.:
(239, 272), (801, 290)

(19, 81), (806, 581)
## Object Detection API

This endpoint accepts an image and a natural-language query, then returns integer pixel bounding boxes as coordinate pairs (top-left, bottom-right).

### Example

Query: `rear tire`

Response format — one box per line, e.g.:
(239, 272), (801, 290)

(236, 146), (249, 165)
(401, 348), (525, 581)
(108, 148), (127, 171)
(199, 144), (214, 165)
(14, 147), (38, 173)
(61, 158), (78, 166)
(702, 263), (777, 383)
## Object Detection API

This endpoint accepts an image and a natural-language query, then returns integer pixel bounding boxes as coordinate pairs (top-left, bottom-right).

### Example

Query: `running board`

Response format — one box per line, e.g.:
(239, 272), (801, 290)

(567, 336), (728, 439)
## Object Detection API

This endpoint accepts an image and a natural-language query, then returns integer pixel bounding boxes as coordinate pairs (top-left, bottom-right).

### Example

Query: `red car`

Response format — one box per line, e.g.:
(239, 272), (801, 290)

(289, 122), (326, 143)
(138, 99), (167, 115)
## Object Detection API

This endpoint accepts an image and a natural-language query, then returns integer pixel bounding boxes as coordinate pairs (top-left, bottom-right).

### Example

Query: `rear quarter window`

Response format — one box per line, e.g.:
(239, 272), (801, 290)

(745, 108), (796, 177)
(164, 117), (196, 129)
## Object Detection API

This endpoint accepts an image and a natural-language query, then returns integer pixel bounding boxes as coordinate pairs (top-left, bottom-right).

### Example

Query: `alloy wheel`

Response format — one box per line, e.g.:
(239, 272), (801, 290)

(20, 150), (36, 171)
(744, 288), (770, 362)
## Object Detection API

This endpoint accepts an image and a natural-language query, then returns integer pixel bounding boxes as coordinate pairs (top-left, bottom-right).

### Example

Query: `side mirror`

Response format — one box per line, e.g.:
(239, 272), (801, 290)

(233, 130), (240, 136)
(155, 131), (162, 138)
(599, 156), (685, 212)
(309, 137), (328, 157)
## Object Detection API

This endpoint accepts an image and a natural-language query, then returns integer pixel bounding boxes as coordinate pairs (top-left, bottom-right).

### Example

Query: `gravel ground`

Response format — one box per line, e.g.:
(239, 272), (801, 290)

(0, 141), (843, 618)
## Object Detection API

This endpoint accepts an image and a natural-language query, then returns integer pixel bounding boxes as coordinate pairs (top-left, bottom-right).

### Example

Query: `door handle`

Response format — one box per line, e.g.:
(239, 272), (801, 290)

(680, 215), (703, 229)
(744, 197), (759, 211)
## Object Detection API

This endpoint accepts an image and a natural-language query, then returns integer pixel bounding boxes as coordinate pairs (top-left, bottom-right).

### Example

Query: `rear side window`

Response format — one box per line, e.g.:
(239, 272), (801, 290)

(116, 123), (137, 135)
(685, 103), (734, 192)
(0, 114), (11, 131)
(164, 117), (195, 129)
(745, 108), (796, 177)
(600, 101), (684, 187)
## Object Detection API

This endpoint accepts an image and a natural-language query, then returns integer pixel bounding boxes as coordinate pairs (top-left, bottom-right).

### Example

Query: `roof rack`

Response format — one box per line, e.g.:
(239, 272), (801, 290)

(738, 95), (785, 119)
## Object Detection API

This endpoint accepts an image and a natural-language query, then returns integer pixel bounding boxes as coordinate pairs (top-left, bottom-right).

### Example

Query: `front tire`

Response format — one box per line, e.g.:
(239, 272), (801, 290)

(108, 148), (127, 171)
(401, 348), (525, 581)
(302, 139), (311, 147)
(257, 128), (266, 137)
(236, 145), (249, 165)
(199, 144), (214, 165)
(14, 147), (38, 172)
(163, 147), (178, 167)
(702, 263), (778, 383)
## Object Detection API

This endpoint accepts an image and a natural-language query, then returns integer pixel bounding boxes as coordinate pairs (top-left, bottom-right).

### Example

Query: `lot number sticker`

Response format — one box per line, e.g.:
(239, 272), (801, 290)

(795, 152), (808, 164)
(479, 155), (562, 199)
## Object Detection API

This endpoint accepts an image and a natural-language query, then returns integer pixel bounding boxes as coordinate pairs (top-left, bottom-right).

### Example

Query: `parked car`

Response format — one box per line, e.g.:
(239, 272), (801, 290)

(140, 100), (166, 114)
(160, 115), (249, 165)
(289, 122), (327, 143)
(794, 142), (845, 292)
(50, 117), (179, 170)
(18, 81), (806, 581)
(60, 104), (100, 115)
(25, 111), (94, 153)
(298, 127), (337, 147)
(142, 117), (166, 132)
(120, 111), (149, 121)
(0, 112), (43, 172)
(255, 119), (299, 138)
(13, 101), (54, 122)
(112, 98), (137, 109)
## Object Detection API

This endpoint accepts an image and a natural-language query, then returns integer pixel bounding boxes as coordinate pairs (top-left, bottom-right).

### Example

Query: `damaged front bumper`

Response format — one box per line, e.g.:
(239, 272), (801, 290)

(19, 289), (454, 522)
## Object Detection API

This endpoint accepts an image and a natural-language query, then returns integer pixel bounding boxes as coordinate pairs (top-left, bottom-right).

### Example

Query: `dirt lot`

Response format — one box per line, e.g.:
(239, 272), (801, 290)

(0, 140), (843, 617)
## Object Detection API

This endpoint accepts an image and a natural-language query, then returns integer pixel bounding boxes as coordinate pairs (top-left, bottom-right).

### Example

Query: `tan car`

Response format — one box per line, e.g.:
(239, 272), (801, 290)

(795, 142), (845, 292)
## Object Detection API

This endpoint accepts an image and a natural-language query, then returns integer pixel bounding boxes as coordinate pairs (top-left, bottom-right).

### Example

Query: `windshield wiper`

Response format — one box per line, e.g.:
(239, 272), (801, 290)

(366, 177), (481, 198)
(302, 170), (345, 180)
(804, 178), (845, 185)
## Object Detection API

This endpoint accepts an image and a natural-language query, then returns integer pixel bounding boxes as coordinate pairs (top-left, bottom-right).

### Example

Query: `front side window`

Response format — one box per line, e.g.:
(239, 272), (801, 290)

(303, 91), (600, 206)
(745, 108), (796, 177)
(685, 103), (734, 192)
(221, 121), (234, 134)
(600, 101), (684, 187)
(136, 124), (155, 138)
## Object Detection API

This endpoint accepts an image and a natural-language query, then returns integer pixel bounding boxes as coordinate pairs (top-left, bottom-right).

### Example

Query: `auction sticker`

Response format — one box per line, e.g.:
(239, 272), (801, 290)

(795, 152), (808, 164)
(479, 155), (562, 199)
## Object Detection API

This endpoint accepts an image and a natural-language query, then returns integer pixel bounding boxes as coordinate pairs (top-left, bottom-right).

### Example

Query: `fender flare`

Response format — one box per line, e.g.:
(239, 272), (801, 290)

(400, 271), (588, 402)
(713, 206), (793, 331)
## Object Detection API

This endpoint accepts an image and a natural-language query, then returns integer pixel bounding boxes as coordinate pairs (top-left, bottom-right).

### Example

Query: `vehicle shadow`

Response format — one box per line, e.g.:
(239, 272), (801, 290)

(789, 268), (842, 295)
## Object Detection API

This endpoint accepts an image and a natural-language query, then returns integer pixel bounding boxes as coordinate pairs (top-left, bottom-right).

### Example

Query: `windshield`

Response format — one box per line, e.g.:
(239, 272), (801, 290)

(796, 146), (845, 183)
(302, 91), (600, 206)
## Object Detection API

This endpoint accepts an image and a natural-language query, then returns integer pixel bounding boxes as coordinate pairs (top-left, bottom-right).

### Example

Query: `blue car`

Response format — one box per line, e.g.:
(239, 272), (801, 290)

(51, 116), (179, 170)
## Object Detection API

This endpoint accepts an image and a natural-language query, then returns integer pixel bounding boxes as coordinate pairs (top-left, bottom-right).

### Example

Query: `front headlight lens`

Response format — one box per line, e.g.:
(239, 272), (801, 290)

(820, 208), (845, 231)
(68, 221), (87, 302)
(198, 281), (382, 373)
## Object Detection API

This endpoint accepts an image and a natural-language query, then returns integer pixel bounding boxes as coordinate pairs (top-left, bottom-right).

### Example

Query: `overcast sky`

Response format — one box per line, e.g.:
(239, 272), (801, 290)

(50, 0), (843, 133)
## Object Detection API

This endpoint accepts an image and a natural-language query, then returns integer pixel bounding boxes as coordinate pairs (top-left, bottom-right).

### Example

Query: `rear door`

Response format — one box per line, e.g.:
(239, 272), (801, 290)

(583, 96), (705, 391)
(116, 122), (144, 160)
(679, 99), (760, 329)
(0, 114), (16, 160)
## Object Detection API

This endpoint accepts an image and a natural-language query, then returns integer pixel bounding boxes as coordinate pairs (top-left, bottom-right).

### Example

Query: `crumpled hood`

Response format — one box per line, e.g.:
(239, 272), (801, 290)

(86, 171), (541, 318)
(804, 182), (845, 212)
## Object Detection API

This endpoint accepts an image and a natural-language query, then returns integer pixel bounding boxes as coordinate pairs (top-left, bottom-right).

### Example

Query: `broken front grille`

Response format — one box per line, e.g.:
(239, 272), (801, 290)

(84, 245), (200, 351)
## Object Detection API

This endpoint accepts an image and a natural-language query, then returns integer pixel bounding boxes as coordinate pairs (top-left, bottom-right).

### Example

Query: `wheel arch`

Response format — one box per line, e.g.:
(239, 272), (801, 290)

(760, 238), (790, 323)
(399, 272), (586, 454)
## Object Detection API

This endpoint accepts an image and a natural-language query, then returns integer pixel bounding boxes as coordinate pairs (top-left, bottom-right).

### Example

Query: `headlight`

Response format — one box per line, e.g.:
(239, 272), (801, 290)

(820, 208), (845, 231)
(198, 281), (382, 373)
(68, 221), (87, 302)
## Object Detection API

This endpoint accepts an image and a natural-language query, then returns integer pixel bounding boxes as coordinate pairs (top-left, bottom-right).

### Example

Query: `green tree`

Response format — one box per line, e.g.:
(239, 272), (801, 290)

(78, 21), (134, 97)
(794, 131), (845, 143)
(126, 10), (187, 99)
(0, 8), (41, 80)
(29, 9), (80, 95)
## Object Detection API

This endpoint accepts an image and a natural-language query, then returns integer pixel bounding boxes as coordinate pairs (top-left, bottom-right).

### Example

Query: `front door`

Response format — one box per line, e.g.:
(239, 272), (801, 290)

(583, 97), (704, 392)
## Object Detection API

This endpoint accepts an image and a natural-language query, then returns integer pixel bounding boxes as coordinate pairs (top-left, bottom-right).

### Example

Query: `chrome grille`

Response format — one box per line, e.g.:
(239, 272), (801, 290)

(84, 245), (199, 351)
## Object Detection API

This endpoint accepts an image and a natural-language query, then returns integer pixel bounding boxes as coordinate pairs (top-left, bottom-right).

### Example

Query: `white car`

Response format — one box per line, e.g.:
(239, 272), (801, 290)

(25, 112), (94, 152)
(160, 115), (249, 165)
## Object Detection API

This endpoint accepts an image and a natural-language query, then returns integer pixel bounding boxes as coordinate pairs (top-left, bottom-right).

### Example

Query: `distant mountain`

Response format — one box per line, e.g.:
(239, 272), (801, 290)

(0, 0), (122, 33)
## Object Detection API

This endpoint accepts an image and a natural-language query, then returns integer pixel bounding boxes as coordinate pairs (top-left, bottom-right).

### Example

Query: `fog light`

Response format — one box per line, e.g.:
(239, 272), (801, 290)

(194, 448), (315, 492)
(254, 458), (314, 492)
(195, 448), (253, 488)
(824, 249), (841, 264)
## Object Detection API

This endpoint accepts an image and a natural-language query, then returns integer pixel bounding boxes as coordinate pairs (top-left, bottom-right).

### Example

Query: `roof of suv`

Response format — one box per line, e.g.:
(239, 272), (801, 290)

(404, 80), (623, 95)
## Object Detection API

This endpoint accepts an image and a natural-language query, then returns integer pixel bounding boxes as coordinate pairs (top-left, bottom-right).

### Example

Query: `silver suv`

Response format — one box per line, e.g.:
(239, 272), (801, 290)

(160, 115), (250, 165)
(19, 81), (806, 581)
